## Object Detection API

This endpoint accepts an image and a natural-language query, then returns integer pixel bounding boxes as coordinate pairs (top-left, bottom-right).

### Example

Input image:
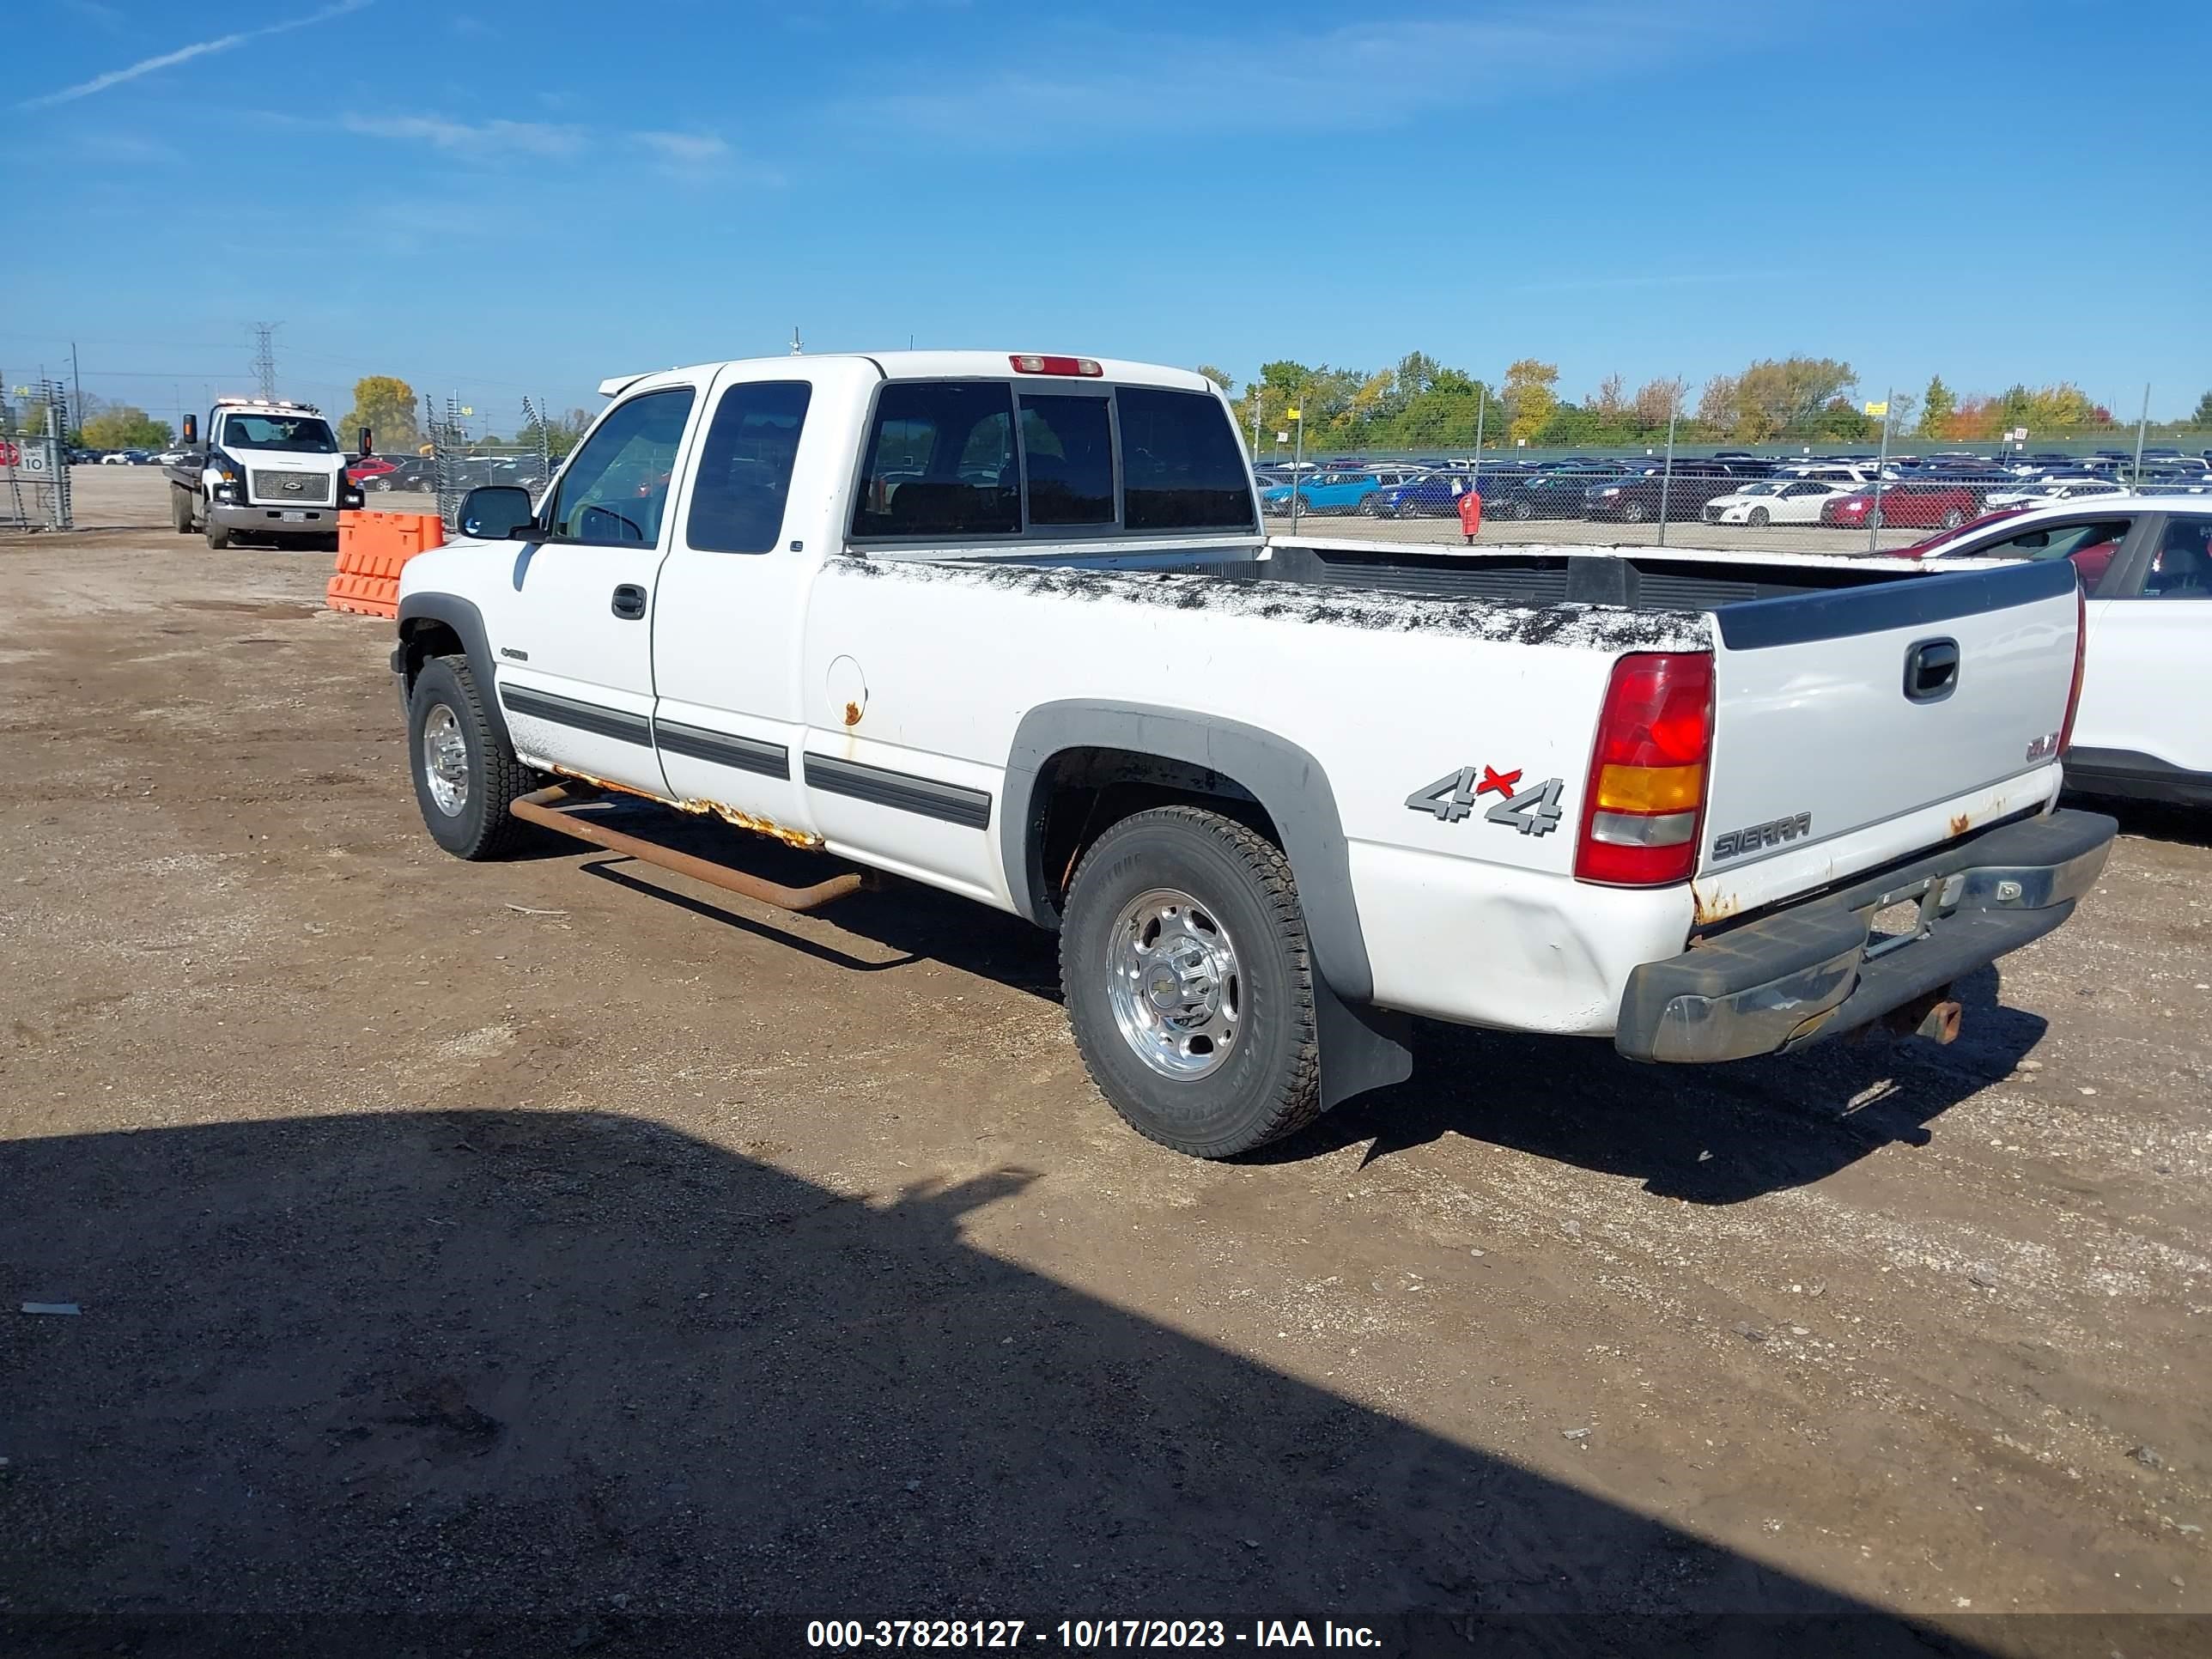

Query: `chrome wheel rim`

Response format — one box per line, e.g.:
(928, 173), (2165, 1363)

(421, 703), (470, 816)
(1106, 888), (1241, 1080)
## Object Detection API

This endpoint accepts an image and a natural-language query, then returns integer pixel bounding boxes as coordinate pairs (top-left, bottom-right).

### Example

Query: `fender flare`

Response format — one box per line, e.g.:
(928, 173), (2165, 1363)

(1002, 700), (1410, 1109)
(1001, 699), (1375, 1003)
(393, 592), (512, 753)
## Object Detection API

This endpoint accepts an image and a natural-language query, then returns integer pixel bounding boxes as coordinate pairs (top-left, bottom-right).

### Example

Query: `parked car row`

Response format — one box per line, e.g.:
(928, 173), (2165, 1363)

(1255, 448), (2212, 527)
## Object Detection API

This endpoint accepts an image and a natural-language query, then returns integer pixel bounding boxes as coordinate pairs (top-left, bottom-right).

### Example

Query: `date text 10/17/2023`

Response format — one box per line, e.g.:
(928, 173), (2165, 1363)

(805, 1620), (1382, 1650)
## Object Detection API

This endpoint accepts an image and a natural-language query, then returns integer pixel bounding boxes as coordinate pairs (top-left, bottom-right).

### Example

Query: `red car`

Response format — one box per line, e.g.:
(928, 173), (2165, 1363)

(1820, 481), (1981, 532)
(345, 455), (400, 485)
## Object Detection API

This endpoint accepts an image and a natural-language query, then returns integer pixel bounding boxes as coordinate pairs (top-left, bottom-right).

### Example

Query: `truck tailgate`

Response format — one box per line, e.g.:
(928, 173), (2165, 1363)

(1698, 559), (2079, 915)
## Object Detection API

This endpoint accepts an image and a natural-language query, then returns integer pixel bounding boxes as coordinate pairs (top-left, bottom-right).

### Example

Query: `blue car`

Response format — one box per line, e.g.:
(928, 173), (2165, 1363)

(1263, 468), (1428, 518)
(1373, 469), (1516, 519)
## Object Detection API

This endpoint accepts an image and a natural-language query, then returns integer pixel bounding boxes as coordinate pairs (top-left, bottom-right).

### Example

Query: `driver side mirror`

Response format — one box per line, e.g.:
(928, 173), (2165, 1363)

(358, 426), (373, 459)
(181, 414), (198, 446)
(459, 484), (535, 540)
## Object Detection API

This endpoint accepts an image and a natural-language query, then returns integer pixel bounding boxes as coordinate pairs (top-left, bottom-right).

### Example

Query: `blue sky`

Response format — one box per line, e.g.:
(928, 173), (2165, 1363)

(5, 0), (2208, 434)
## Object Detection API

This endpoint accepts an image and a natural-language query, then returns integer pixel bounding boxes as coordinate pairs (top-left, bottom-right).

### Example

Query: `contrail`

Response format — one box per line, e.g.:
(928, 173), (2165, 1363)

(19, 0), (373, 111)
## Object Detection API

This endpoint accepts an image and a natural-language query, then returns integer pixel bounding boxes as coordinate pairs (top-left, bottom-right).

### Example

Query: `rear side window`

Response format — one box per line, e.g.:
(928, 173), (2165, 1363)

(1020, 395), (1113, 525)
(852, 381), (1018, 538)
(686, 380), (811, 554)
(1117, 387), (1255, 532)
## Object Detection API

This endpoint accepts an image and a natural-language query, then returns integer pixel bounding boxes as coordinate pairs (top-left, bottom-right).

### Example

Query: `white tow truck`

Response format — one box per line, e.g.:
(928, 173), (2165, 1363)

(390, 351), (2116, 1158)
(168, 397), (364, 550)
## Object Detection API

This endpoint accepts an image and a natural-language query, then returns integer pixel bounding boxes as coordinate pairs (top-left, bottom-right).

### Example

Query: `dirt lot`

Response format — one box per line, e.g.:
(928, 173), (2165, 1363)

(1, 525), (2206, 1655)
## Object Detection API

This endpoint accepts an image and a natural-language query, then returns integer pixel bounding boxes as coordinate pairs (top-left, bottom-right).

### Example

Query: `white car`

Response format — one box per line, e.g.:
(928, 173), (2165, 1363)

(1984, 478), (2129, 511)
(1913, 497), (2211, 806)
(1700, 478), (1854, 526)
(386, 348), (2112, 1159)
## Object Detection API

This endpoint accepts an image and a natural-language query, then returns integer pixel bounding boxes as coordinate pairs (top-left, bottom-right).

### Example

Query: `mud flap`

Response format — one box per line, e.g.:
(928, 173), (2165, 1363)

(1316, 978), (1413, 1110)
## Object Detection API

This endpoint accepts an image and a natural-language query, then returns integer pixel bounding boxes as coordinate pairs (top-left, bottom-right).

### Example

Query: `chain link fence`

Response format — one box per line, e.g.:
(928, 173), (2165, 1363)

(1237, 370), (2212, 553)
(0, 379), (72, 532)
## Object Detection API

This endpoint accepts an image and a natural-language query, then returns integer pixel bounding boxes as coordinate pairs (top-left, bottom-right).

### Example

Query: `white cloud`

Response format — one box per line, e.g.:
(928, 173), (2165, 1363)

(342, 113), (586, 157)
(635, 131), (732, 166)
(842, 5), (1726, 144)
(19, 0), (373, 110)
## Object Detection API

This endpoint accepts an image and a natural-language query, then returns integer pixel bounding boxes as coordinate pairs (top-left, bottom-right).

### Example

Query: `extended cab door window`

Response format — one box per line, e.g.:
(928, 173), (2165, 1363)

(851, 382), (1018, 539)
(546, 388), (696, 545)
(685, 380), (812, 554)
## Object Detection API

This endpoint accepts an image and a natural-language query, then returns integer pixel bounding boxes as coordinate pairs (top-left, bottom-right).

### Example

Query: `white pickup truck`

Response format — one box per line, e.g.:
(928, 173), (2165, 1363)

(392, 351), (2116, 1158)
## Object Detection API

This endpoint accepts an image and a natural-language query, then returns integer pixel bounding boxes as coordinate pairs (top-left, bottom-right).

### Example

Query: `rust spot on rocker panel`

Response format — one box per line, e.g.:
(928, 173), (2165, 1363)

(547, 765), (824, 850)
(1691, 882), (1741, 928)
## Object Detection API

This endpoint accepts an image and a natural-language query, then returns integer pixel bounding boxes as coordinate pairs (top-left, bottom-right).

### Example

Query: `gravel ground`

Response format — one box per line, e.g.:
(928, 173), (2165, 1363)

(0, 525), (2205, 1657)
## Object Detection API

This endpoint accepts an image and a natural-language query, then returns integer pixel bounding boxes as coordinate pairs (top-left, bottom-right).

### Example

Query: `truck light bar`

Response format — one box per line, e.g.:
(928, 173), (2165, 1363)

(212, 396), (321, 414)
(1010, 355), (1103, 378)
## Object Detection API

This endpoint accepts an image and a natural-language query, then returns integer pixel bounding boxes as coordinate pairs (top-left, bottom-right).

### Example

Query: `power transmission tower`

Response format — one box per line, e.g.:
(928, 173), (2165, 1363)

(250, 322), (282, 400)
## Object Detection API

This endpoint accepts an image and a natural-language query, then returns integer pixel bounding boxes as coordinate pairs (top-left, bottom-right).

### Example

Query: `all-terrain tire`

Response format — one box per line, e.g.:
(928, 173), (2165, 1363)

(1060, 805), (1322, 1158)
(408, 655), (533, 860)
(171, 485), (196, 534)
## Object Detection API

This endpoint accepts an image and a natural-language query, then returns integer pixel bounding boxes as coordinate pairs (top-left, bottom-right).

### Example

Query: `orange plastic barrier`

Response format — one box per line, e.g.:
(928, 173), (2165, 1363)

(327, 510), (445, 617)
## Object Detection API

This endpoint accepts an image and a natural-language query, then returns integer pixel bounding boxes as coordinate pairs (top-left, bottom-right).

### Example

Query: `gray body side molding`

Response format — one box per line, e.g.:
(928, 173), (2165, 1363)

(1002, 700), (1411, 1111)
(393, 592), (512, 753)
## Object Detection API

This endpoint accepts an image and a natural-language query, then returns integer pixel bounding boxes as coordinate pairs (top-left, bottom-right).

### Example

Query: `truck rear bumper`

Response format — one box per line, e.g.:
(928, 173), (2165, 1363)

(1614, 809), (2117, 1064)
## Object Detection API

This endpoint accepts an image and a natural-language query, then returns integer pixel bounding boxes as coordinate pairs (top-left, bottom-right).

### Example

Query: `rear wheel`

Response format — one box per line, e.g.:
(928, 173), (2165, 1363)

(1357, 494), (1380, 517)
(1942, 506), (1966, 529)
(408, 655), (532, 860)
(1510, 499), (1533, 521)
(170, 485), (196, 534)
(1621, 500), (1649, 524)
(1060, 806), (1321, 1159)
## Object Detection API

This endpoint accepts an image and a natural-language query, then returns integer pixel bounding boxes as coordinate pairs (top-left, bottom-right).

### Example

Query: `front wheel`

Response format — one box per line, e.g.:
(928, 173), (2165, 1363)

(1621, 500), (1649, 524)
(204, 517), (231, 550)
(1510, 499), (1533, 521)
(1941, 506), (1966, 529)
(408, 656), (533, 860)
(1747, 506), (1770, 527)
(1061, 806), (1322, 1158)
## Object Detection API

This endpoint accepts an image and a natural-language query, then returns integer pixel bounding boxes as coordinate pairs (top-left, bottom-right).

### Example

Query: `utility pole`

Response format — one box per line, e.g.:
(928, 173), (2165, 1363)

(1656, 392), (1680, 548)
(1249, 374), (1263, 462)
(2130, 383), (2150, 487)
(1472, 386), (1486, 489)
(70, 343), (83, 441)
(250, 322), (282, 400)
(1869, 387), (1894, 555)
(790, 326), (804, 356)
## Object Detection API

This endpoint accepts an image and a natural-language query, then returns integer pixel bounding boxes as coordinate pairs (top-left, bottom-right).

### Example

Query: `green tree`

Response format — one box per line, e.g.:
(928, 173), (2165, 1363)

(80, 405), (173, 450)
(518, 407), (592, 461)
(1917, 374), (1955, 438)
(1727, 356), (1856, 441)
(338, 375), (422, 453)
(1503, 358), (1559, 444)
(1194, 365), (1234, 395)
(2191, 389), (2212, 429)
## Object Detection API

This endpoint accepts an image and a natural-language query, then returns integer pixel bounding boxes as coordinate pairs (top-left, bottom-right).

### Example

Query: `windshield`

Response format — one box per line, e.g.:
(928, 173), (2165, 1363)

(1736, 482), (1781, 495)
(222, 414), (337, 453)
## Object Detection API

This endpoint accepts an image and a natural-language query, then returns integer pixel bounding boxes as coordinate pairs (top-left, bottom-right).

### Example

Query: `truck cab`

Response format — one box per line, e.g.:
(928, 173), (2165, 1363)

(168, 397), (363, 550)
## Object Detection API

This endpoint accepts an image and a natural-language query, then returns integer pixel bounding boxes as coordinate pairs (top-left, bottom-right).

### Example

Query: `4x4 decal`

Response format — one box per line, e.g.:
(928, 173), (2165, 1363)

(1406, 767), (1565, 836)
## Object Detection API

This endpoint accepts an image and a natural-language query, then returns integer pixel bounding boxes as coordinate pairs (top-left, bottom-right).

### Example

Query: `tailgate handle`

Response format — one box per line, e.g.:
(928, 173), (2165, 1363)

(1904, 637), (1959, 702)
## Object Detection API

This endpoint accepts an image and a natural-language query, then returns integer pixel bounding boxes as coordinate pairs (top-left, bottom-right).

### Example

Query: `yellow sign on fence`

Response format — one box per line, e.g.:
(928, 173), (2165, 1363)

(1864, 400), (1889, 417)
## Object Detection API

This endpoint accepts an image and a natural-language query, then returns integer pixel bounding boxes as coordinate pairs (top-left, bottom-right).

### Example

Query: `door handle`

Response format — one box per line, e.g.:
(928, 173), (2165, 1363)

(611, 583), (647, 620)
(1903, 637), (1959, 702)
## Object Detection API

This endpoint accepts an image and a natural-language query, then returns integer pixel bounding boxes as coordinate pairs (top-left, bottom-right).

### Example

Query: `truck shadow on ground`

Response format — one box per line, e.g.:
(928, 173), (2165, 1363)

(560, 821), (2042, 1206)
(0, 1110), (1997, 1658)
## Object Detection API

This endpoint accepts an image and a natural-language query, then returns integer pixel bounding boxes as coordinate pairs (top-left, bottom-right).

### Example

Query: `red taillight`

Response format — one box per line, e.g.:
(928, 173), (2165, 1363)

(2057, 583), (2087, 756)
(1575, 652), (1715, 887)
(1009, 354), (1103, 377)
